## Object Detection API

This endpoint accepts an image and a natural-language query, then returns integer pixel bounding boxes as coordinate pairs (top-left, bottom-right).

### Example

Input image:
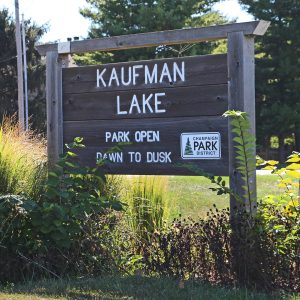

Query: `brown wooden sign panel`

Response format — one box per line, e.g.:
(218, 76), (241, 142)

(62, 54), (229, 175)
(64, 117), (229, 175)
(63, 84), (228, 121)
(63, 54), (227, 94)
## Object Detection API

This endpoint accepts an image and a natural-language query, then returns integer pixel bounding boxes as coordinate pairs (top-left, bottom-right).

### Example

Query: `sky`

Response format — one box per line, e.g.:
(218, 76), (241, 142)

(0, 0), (253, 43)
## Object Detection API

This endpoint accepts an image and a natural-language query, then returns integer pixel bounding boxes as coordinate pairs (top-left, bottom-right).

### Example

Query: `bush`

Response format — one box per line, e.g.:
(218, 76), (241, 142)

(0, 117), (47, 198)
(0, 138), (124, 282)
(123, 176), (169, 240)
(140, 203), (300, 292)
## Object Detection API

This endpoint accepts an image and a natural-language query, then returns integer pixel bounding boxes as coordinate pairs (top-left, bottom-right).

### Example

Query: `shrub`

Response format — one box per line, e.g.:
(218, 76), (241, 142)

(138, 112), (299, 292)
(0, 138), (124, 282)
(140, 203), (300, 292)
(122, 176), (169, 240)
(0, 117), (47, 198)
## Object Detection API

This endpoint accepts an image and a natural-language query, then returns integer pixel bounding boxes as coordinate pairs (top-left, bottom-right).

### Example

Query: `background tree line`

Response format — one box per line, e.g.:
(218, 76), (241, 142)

(1, 0), (299, 160)
(0, 9), (46, 131)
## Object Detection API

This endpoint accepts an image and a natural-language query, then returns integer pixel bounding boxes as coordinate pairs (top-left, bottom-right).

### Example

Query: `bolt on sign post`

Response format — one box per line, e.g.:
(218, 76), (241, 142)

(36, 21), (270, 214)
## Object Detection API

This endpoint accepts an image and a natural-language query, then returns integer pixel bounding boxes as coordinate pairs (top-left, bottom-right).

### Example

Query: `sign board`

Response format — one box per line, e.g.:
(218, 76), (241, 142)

(40, 21), (270, 211)
(62, 54), (229, 175)
(180, 133), (221, 160)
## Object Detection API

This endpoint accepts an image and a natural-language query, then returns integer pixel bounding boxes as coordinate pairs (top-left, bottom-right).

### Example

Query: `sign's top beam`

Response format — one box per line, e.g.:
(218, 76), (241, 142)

(36, 21), (270, 56)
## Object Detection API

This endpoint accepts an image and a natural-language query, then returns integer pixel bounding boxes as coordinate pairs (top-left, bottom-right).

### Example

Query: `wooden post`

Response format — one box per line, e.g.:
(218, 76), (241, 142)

(46, 51), (63, 168)
(46, 49), (74, 169)
(227, 32), (257, 215)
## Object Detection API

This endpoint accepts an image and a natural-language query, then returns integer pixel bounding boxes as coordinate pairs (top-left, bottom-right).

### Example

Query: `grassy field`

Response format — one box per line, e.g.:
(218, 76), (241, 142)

(1, 275), (298, 300)
(0, 174), (291, 300)
(167, 174), (280, 219)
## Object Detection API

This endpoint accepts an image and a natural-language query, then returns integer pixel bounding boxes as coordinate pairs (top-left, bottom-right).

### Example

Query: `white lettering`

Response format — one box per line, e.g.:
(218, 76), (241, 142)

(159, 63), (172, 83)
(173, 61), (185, 82)
(96, 68), (106, 87)
(155, 93), (166, 113)
(105, 131), (130, 142)
(145, 64), (157, 84)
(128, 151), (141, 163)
(129, 94), (141, 114)
(117, 95), (127, 115)
(96, 152), (123, 163)
(134, 131), (160, 142)
(121, 66), (132, 86)
(96, 152), (102, 160)
(108, 68), (120, 87)
(146, 152), (172, 163)
(132, 65), (143, 85)
(142, 94), (154, 113)
(105, 132), (111, 142)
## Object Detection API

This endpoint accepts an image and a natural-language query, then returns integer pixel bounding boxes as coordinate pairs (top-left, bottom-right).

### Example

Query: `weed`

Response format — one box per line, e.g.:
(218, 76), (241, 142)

(0, 117), (46, 198)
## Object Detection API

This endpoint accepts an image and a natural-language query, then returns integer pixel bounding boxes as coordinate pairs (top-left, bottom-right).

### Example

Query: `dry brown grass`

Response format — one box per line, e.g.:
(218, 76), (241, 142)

(0, 117), (47, 198)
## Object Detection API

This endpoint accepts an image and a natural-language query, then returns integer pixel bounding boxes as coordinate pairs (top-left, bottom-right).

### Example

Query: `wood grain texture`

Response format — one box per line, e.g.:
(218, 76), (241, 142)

(63, 54), (227, 94)
(46, 52), (63, 168)
(36, 21), (270, 56)
(63, 84), (228, 121)
(227, 32), (256, 213)
(63, 116), (229, 175)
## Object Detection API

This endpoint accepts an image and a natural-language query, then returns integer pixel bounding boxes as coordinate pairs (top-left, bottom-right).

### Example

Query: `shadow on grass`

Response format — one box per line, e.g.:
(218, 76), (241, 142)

(1, 275), (290, 300)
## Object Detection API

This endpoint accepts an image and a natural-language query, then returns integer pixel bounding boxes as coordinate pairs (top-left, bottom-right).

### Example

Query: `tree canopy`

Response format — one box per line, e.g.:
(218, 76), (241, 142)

(78, 0), (228, 64)
(0, 9), (46, 131)
(239, 0), (300, 157)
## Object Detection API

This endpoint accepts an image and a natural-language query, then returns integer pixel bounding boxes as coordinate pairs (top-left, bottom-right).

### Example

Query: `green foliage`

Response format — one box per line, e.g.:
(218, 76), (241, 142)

(30, 137), (123, 249)
(141, 202), (300, 291)
(224, 110), (256, 211)
(0, 118), (47, 199)
(238, 0), (300, 153)
(0, 195), (36, 249)
(0, 137), (124, 282)
(180, 111), (256, 209)
(1, 276), (291, 300)
(122, 176), (169, 240)
(77, 0), (228, 64)
(257, 151), (300, 214)
(209, 175), (231, 196)
(0, 9), (46, 131)
(258, 197), (299, 256)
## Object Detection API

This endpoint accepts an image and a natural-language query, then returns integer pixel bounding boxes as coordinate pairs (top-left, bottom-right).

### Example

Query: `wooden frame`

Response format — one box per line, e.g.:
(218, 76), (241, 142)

(37, 20), (270, 211)
(37, 21), (269, 55)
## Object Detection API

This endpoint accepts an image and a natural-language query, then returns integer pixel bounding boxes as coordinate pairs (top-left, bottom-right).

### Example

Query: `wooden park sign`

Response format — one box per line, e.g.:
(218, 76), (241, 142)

(62, 54), (228, 175)
(37, 21), (270, 207)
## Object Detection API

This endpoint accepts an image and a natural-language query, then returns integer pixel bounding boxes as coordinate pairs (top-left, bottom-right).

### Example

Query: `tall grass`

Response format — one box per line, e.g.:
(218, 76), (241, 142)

(123, 176), (169, 238)
(0, 118), (47, 198)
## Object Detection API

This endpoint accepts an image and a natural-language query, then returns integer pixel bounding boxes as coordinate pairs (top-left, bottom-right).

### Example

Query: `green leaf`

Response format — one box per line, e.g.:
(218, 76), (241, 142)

(47, 176), (60, 186)
(66, 151), (78, 158)
(266, 160), (279, 166)
(233, 137), (244, 144)
(74, 137), (83, 143)
(287, 163), (300, 170)
(286, 170), (300, 179)
(263, 166), (276, 170)
(48, 171), (59, 178)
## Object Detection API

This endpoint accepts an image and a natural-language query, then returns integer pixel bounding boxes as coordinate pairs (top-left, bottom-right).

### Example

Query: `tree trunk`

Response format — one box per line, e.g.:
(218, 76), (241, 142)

(264, 136), (270, 160)
(294, 125), (300, 152)
(278, 134), (286, 163)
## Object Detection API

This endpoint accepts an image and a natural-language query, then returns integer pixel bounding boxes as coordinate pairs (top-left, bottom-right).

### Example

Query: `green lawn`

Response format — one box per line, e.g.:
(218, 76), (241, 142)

(167, 175), (280, 219)
(1, 174), (292, 300)
(1, 275), (297, 300)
